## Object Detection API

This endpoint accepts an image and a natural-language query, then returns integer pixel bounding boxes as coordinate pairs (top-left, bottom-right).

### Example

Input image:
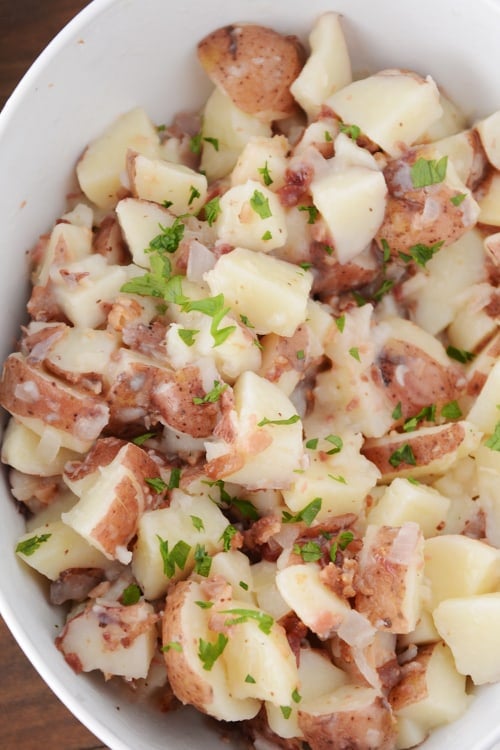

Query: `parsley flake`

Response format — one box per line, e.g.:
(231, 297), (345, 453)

(221, 608), (274, 634)
(220, 524), (238, 552)
(349, 347), (361, 362)
(192, 379), (228, 405)
(121, 583), (142, 606)
(392, 402), (402, 420)
(204, 196), (222, 227)
(132, 431), (157, 446)
(198, 633), (228, 671)
(410, 155), (448, 188)
(335, 315), (346, 333)
(145, 477), (167, 493)
(293, 541), (323, 562)
(298, 205), (319, 224)
(389, 444), (416, 468)
(451, 192), (467, 206)
(441, 400), (463, 420)
(282, 497), (322, 526)
(446, 346), (475, 364)
(178, 327), (199, 347)
(339, 123), (361, 140)
(258, 415), (301, 427)
(157, 537), (191, 578)
(250, 190), (272, 219)
(190, 515), (205, 532)
(258, 161), (273, 186)
(194, 544), (212, 577)
(485, 422), (500, 451)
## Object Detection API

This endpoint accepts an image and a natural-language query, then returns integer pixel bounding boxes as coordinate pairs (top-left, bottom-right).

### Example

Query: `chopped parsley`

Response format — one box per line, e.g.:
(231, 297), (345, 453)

(282, 497), (322, 526)
(440, 400), (463, 420)
(240, 314), (254, 328)
(335, 315), (346, 333)
(121, 583), (142, 606)
(446, 345), (475, 364)
(132, 431), (157, 446)
(262, 230), (273, 241)
(410, 155), (448, 188)
(373, 278), (395, 302)
(392, 402), (402, 420)
(281, 706), (292, 719)
(195, 600), (214, 609)
(167, 467), (181, 490)
(339, 122), (361, 140)
(296, 349), (305, 360)
(325, 434), (343, 455)
(188, 185), (201, 206)
(178, 328), (199, 346)
(250, 189), (272, 219)
(305, 437), (319, 450)
(298, 205), (319, 224)
(204, 136), (219, 151)
(231, 498), (259, 521)
(245, 674), (256, 683)
(190, 515), (205, 532)
(399, 241), (443, 268)
(157, 537), (191, 578)
(328, 473), (347, 484)
(293, 541), (323, 562)
(389, 443), (416, 468)
(220, 524), (238, 552)
(258, 161), (273, 186)
(221, 608), (274, 634)
(349, 347), (361, 362)
(451, 192), (467, 206)
(145, 477), (168, 493)
(183, 293), (236, 347)
(192, 379), (228, 404)
(204, 196), (222, 226)
(193, 544), (212, 577)
(149, 217), (185, 254)
(291, 689), (302, 704)
(257, 414), (301, 427)
(162, 641), (183, 653)
(330, 530), (354, 562)
(198, 633), (228, 671)
(403, 404), (436, 432)
(485, 422), (500, 451)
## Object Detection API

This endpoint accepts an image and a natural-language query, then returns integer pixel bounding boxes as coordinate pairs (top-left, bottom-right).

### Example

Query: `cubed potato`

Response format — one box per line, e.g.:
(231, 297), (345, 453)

(313, 304), (394, 439)
(325, 69), (442, 157)
(76, 107), (160, 209)
(50, 254), (137, 329)
(200, 87), (271, 182)
(424, 534), (500, 608)
(475, 444), (500, 547)
(204, 247), (313, 337)
(367, 478), (450, 538)
(115, 198), (175, 268)
(275, 563), (351, 639)
(390, 642), (469, 746)
(162, 579), (260, 721)
(447, 282), (498, 353)
(418, 93), (468, 143)
(127, 152), (207, 216)
(433, 593), (500, 684)
(251, 559), (292, 620)
(400, 228), (487, 336)
(223, 600), (299, 705)
(204, 370), (304, 490)
(209, 550), (254, 603)
(475, 109), (500, 169)
(132, 491), (228, 600)
(43, 326), (120, 385)
(62, 439), (161, 564)
(216, 179), (288, 252)
(0, 353), (109, 453)
(362, 421), (482, 483)
(266, 647), (348, 739)
(1, 418), (81, 477)
(466, 359), (500, 434)
(290, 12), (352, 120)
(431, 129), (483, 186)
(282, 432), (380, 521)
(477, 170), (500, 226)
(230, 135), (289, 190)
(310, 162), (387, 264)
(398, 609), (440, 648)
(15, 520), (111, 580)
(355, 523), (424, 634)
(298, 684), (396, 750)
(34, 222), (93, 286)
(57, 599), (158, 679)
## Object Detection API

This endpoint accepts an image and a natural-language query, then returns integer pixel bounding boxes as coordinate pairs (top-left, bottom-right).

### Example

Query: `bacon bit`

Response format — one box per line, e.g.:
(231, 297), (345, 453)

(27, 282), (67, 322)
(278, 611), (308, 664)
(243, 514), (281, 550)
(277, 162), (314, 207)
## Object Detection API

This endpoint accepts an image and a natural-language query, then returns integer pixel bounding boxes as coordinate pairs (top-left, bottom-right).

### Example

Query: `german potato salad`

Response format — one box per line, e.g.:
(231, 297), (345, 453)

(2, 11), (500, 750)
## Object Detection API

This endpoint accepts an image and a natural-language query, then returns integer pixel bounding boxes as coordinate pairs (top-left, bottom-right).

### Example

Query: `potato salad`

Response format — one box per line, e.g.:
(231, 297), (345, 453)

(2, 11), (500, 750)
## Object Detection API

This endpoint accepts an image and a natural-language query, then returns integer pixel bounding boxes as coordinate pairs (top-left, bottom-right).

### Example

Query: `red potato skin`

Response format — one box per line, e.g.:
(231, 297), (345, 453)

(0, 353), (109, 442)
(197, 24), (305, 121)
(298, 694), (397, 750)
(162, 581), (214, 712)
(361, 421), (468, 478)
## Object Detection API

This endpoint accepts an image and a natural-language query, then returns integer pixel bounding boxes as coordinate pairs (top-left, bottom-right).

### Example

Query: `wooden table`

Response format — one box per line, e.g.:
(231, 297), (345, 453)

(0, 3), (106, 747)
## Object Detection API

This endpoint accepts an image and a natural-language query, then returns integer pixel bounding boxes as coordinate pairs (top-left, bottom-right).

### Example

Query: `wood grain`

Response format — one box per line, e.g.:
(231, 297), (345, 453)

(0, 2), (106, 747)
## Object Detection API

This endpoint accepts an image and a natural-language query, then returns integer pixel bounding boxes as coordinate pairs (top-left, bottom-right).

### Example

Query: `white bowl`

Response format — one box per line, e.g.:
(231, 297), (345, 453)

(1, 0), (500, 748)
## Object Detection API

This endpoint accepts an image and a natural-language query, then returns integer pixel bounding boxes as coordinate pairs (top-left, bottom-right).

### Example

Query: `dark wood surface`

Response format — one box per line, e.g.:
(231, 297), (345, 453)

(0, 3), (107, 747)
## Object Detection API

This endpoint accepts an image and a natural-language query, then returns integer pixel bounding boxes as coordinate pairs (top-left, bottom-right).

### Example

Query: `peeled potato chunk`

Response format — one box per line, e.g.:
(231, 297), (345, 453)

(197, 24), (305, 121)
(433, 593), (500, 684)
